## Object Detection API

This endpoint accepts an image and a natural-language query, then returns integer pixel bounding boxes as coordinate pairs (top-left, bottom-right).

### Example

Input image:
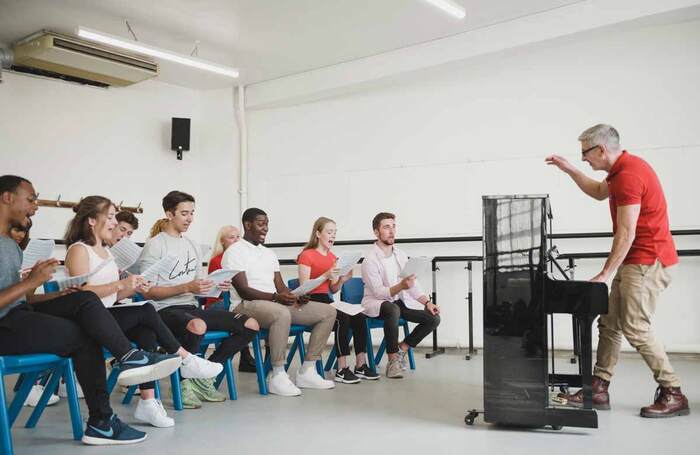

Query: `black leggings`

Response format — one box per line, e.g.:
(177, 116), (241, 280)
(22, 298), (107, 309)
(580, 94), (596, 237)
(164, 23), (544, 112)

(309, 294), (367, 358)
(0, 291), (135, 424)
(376, 300), (440, 354)
(109, 304), (182, 390)
(158, 305), (257, 364)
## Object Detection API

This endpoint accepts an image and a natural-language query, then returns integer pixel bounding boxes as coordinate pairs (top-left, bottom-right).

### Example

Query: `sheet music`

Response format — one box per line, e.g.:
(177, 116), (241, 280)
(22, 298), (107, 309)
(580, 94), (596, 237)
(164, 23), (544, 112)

(399, 256), (430, 278)
(336, 252), (362, 277)
(195, 269), (239, 298)
(330, 301), (364, 316)
(292, 275), (327, 296)
(110, 237), (143, 271)
(55, 258), (112, 291)
(20, 239), (55, 270)
(141, 255), (179, 282)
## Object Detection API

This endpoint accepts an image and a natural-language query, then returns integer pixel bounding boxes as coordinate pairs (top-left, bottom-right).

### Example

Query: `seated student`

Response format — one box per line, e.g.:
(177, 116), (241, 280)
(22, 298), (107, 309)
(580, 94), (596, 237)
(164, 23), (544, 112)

(138, 191), (259, 409)
(297, 217), (379, 383)
(207, 225), (257, 373)
(361, 212), (441, 379)
(0, 175), (181, 446)
(64, 196), (223, 427)
(9, 218), (31, 250)
(224, 208), (337, 396)
(9, 219), (62, 407)
(109, 210), (139, 245)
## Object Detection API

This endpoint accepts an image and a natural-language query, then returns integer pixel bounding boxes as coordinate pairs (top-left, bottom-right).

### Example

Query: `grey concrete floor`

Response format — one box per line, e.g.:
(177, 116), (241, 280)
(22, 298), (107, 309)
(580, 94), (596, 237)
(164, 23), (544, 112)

(6, 349), (700, 455)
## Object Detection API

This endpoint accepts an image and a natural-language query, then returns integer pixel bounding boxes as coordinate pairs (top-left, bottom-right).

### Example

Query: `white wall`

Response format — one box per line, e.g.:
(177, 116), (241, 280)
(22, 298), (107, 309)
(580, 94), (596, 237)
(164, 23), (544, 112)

(246, 18), (700, 352)
(0, 72), (240, 252)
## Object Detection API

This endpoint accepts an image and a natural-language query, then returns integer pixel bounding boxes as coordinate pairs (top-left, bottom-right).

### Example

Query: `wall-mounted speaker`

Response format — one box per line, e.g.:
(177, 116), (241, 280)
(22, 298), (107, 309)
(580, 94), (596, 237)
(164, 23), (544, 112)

(171, 117), (191, 160)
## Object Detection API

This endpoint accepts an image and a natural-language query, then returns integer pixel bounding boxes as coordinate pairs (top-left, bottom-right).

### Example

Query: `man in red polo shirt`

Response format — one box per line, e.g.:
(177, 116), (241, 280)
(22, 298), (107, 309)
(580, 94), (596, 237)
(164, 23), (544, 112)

(546, 124), (688, 418)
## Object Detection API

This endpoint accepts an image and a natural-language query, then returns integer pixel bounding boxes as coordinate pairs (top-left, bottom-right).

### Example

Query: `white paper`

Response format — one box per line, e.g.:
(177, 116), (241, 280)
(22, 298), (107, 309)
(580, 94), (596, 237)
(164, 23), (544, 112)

(399, 256), (431, 278)
(195, 269), (239, 298)
(110, 238), (143, 271)
(141, 255), (179, 282)
(330, 301), (364, 316)
(110, 300), (151, 308)
(55, 258), (112, 291)
(292, 275), (328, 296)
(403, 299), (426, 310)
(21, 239), (55, 270)
(336, 252), (362, 277)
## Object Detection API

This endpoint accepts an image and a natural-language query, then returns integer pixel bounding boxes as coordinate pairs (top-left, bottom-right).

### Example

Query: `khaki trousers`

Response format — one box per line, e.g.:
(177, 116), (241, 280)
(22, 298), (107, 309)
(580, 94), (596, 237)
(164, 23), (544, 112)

(593, 261), (680, 387)
(234, 300), (336, 367)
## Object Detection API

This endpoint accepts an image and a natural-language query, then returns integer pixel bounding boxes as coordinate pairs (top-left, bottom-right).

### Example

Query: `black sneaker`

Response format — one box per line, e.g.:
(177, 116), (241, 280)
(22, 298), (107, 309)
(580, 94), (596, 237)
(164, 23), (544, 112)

(82, 414), (147, 446)
(335, 367), (361, 384)
(115, 350), (182, 387)
(354, 364), (380, 380)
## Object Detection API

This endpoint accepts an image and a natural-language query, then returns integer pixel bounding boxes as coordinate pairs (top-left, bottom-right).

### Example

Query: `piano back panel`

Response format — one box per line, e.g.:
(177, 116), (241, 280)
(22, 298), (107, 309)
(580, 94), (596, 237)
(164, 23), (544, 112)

(482, 195), (549, 425)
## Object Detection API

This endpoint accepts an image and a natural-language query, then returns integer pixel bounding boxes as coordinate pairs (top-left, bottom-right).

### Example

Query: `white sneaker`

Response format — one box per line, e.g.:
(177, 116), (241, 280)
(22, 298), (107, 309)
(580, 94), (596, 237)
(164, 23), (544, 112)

(23, 384), (60, 407)
(59, 381), (84, 398)
(295, 367), (335, 390)
(180, 354), (223, 379)
(134, 399), (174, 428)
(268, 371), (301, 397)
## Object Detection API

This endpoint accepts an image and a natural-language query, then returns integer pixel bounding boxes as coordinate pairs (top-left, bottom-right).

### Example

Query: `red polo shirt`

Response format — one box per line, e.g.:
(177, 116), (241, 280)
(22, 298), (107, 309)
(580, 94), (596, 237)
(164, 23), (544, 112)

(606, 151), (678, 266)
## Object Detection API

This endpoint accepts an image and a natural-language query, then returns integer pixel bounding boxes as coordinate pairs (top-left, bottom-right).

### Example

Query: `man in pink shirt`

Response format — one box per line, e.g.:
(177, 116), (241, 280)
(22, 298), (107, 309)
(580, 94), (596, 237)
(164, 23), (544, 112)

(361, 212), (440, 378)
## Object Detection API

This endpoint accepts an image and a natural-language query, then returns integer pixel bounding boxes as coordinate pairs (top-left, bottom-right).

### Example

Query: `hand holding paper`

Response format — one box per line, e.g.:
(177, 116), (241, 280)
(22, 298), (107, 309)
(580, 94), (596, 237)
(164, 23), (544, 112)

(55, 258), (112, 291)
(292, 275), (327, 297)
(195, 269), (239, 298)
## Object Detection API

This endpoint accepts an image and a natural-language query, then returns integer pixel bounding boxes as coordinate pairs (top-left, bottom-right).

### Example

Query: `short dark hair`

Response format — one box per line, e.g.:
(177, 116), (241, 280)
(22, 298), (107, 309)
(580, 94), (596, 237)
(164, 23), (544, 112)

(372, 212), (395, 231)
(0, 175), (31, 196)
(116, 211), (139, 230)
(162, 190), (195, 213)
(242, 207), (267, 224)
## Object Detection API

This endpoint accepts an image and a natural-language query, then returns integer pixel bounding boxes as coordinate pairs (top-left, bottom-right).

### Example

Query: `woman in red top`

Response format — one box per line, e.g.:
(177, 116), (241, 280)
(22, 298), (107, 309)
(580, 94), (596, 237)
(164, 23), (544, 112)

(207, 225), (256, 372)
(298, 217), (379, 383)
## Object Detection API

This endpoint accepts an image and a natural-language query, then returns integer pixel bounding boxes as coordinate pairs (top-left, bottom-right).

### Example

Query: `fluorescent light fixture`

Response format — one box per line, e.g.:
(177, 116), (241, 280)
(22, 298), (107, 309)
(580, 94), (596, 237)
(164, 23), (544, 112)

(423, 0), (466, 19)
(77, 26), (239, 78)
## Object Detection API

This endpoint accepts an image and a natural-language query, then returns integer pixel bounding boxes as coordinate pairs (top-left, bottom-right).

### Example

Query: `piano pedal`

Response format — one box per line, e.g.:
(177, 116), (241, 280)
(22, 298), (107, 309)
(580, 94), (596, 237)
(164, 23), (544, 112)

(464, 409), (481, 426)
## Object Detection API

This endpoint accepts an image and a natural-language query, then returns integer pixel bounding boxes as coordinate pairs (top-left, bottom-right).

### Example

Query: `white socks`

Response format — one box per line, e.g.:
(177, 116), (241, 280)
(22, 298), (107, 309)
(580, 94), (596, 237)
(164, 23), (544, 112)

(300, 361), (316, 373)
(272, 366), (285, 376)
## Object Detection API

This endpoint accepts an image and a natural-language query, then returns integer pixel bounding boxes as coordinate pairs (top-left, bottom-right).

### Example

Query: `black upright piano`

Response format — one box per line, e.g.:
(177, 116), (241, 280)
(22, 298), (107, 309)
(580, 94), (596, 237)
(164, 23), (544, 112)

(475, 195), (608, 429)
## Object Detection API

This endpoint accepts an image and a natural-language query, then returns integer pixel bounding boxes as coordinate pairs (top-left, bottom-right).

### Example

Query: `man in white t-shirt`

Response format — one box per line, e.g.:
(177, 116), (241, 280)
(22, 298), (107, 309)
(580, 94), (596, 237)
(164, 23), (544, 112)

(224, 208), (337, 396)
(361, 212), (441, 379)
(139, 191), (260, 408)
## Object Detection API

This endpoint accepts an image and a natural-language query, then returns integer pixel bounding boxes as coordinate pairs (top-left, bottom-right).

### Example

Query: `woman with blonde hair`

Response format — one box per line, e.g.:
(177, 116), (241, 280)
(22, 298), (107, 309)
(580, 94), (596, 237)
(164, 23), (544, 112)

(205, 224), (257, 372)
(298, 217), (379, 383)
(149, 218), (169, 238)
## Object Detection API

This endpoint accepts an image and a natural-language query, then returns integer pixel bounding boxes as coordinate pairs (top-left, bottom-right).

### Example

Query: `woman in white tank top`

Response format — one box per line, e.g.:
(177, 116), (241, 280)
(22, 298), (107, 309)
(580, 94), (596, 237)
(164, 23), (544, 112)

(64, 196), (224, 428)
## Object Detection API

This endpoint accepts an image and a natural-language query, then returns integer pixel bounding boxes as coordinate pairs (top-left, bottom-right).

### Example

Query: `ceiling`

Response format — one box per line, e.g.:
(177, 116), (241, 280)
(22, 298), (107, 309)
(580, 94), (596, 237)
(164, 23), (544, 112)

(0, 0), (582, 89)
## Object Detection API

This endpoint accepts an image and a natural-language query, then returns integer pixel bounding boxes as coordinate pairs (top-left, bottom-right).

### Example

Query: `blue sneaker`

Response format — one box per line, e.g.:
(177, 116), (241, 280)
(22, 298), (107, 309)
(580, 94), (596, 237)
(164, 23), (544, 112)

(116, 350), (182, 386)
(82, 414), (147, 445)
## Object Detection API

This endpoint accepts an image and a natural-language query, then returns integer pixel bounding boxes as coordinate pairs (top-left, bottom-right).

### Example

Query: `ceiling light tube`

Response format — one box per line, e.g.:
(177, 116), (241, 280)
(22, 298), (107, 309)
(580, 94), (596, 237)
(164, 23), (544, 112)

(423, 0), (466, 19)
(77, 26), (239, 78)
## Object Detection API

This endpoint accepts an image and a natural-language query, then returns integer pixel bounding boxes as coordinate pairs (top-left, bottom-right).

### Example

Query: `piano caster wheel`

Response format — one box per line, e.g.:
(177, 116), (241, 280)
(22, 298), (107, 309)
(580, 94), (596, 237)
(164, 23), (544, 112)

(551, 425), (563, 431)
(570, 357), (577, 364)
(559, 386), (570, 395)
(465, 410), (479, 426)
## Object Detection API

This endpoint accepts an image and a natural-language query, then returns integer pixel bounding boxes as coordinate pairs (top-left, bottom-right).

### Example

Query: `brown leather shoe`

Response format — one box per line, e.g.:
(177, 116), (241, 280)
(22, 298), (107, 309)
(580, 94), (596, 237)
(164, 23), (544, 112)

(557, 376), (610, 410)
(640, 386), (690, 418)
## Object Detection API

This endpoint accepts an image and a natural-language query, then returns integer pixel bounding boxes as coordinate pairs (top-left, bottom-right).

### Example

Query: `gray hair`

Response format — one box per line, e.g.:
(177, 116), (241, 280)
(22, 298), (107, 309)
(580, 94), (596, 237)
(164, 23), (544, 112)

(578, 124), (620, 150)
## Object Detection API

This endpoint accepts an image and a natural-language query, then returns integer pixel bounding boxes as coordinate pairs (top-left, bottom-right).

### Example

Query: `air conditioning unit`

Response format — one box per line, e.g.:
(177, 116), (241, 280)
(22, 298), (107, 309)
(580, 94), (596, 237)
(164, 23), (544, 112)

(11, 31), (158, 87)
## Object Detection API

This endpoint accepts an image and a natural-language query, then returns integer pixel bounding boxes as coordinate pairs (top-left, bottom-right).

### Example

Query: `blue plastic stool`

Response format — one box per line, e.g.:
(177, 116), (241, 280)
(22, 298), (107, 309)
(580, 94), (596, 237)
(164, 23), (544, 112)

(0, 354), (83, 455)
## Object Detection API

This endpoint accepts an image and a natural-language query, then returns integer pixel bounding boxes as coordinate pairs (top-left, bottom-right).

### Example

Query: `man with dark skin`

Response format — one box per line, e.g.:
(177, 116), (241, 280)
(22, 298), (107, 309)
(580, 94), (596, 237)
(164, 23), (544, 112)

(224, 208), (337, 396)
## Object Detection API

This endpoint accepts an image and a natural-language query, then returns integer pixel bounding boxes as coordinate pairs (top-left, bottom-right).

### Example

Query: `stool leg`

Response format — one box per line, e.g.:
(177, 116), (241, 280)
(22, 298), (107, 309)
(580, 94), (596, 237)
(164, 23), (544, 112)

(252, 334), (268, 395)
(25, 366), (61, 428)
(170, 370), (183, 411)
(62, 359), (84, 440)
(0, 367), (15, 455)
